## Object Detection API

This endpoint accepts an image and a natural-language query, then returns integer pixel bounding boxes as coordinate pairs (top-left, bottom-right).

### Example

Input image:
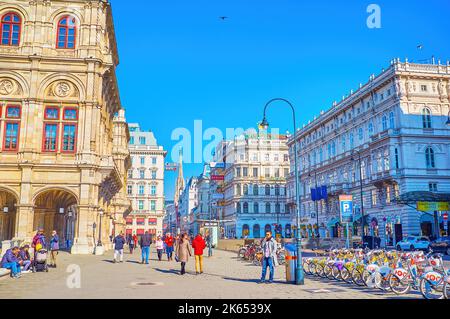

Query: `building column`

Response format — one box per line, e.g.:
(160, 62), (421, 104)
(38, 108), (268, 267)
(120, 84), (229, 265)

(71, 205), (95, 254)
(13, 205), (34, 243)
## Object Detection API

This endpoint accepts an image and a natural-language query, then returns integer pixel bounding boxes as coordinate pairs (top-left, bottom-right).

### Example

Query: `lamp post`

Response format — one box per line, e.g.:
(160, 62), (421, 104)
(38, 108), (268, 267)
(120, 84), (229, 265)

(95, 209), (104, 255)
(446, 111), (450, 126)
(351, 150), (365, 248)
(260, 98), (304, 285)
(309, 170), (320, 238)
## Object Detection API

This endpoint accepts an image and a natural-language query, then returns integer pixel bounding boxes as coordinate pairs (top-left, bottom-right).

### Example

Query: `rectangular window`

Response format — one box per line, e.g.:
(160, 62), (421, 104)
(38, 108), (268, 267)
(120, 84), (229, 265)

(63, 108), (78, 120)
(243, 167), (248, 177)
(428, 183), (438, 192)
(129, 136), (134, 145)
(138, 185), (144, 195)
(43, 123), (58, 152)
(62, 124), (76, 152)
(140, 156), (145, 165)
(284, 168), (289, 177)
(236, 167), (241, 177)
(151, 171), (156, 179)
(139, 136), (146, 145)
(253, 168), (258, 177)
(421, 85), (427, 92)
(152, 157), (157, 164)
(127, 185), (132, 195)
(139, 170), (145, 179)
(138, 200), (144, 210)
(151, 185), (156, 195)
(128, 170), (133, 179)
(394, 148), (399, 169)
(265, 168), (270, 178)
(136, 218), (145, 225)
(6, 106), (20, 118)
(150, 200), (156, 211)
(45, 107), (59, 120)
(274, 168), (280, 178)
(3, 122), (19, 151)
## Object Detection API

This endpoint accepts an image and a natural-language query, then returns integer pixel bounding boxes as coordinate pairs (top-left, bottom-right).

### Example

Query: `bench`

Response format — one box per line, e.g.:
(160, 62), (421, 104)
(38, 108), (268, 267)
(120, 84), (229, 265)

(0, 268), (11, 278)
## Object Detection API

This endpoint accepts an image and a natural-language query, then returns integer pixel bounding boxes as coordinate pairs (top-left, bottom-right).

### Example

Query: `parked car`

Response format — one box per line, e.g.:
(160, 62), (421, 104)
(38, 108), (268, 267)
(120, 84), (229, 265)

(429, 236), (450, 255)
(396, 236), (430, 251)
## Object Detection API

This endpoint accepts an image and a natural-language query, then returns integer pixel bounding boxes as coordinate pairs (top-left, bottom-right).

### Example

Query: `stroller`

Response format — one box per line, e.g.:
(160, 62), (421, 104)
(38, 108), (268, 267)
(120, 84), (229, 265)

(32, 249), (49, 272)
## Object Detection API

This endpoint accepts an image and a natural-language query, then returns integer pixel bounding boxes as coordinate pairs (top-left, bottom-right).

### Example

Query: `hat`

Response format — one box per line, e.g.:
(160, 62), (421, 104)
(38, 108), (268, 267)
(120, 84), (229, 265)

(22, 244), (30, 249)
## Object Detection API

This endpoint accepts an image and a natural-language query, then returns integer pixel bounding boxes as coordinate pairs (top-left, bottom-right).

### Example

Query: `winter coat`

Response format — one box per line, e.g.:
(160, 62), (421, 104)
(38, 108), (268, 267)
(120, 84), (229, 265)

(191, 235), (206, 256)
(1, 249), (19, 267)
(113, 235), (126, 250)
(175, 239), (192, 263)
(260, 237), (278, 266)
(50, 234), (60, 251)
(140, 233), (152, 247)
(18, 249), (31, 261)
(165, 236), (174, 247)
(155, 240), (164, 250)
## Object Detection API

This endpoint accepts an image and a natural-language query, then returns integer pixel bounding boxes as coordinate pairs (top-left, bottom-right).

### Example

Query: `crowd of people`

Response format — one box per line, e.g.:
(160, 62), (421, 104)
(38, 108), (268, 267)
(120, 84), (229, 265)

(0, 228), (60, 279)
(112, 231), (207, 275)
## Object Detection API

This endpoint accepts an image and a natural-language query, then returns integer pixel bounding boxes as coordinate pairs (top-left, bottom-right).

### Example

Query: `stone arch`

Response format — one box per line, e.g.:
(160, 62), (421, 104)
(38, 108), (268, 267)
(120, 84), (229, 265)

(0, 4), (30, 22)
(0, 186), (19, 241)
(39, 74), (85, 101)
(0, 71), (29, 97)
(32, 186), (79, 205)
(49, 7), (84, 26)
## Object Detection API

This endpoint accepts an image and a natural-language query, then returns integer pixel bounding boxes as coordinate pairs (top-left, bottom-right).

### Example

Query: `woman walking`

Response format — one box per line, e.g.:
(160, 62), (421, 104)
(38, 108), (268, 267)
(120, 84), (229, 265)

(128, 234), (135, 254)
(175, 233), (192, 275)
(164, 233), (174, 261)
(155, 236), (164, 261)
(49, 230), (59, 268)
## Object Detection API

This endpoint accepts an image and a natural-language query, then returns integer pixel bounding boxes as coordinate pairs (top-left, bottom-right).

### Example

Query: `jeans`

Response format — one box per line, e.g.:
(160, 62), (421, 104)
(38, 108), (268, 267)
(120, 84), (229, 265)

(166, 246), (173, 259)
(195, 255), (203, 273)
(157, 249), (163, 261)
(141, 246), (150, 263)
(3, 262), (21, 276)
(114, 249), (124, 262)
(22, 260), (32, 271)
(181, 261), (186, 275)
(261, 257), (274, 281)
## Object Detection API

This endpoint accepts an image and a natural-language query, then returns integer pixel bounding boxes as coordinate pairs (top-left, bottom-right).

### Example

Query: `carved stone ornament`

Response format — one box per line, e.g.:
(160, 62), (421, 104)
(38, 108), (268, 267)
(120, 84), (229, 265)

(54, 81), (72, 97)
(0, 79), (15, 95)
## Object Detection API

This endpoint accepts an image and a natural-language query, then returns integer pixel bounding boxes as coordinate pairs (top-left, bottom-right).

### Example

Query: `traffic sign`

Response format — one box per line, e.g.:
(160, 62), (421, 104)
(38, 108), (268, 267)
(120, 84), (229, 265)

(443, 213), (448, 221)
(339, 195), (353, 224)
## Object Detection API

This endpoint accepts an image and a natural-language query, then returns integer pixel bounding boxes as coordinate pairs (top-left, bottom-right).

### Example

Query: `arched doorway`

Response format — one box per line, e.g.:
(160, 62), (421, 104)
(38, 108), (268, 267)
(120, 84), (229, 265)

(420, 213), (434, 237)
(33, 189), (78, 249)
(264, 224), (272, 235)
(253, 224), (261, 239)
(242, 224), (250, 238)
(0, 188), (18, 241)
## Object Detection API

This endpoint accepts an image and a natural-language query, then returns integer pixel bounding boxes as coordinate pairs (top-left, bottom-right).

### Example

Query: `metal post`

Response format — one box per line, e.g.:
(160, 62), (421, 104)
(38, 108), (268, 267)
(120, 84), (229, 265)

(97, 212), (103, 247)
(356, 151), (365, 246)
(208, 172), (213, 257)
(261, 98), (304, 285)
(346, 223), (350, 249)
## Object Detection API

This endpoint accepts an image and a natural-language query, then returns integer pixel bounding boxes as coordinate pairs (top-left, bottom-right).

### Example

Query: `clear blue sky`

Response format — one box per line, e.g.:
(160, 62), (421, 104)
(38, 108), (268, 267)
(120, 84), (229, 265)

(110, 0), (450, 200)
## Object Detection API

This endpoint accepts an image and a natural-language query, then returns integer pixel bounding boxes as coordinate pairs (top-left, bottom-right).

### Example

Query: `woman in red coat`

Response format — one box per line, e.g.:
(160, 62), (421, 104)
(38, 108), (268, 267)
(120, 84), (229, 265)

(191, 234), (206, 274)
(164, 233), (174, 261)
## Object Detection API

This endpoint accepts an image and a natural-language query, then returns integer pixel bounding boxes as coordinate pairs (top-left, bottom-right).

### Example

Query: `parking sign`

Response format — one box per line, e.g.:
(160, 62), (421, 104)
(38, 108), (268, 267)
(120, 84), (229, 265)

(339, 195), (353, 224)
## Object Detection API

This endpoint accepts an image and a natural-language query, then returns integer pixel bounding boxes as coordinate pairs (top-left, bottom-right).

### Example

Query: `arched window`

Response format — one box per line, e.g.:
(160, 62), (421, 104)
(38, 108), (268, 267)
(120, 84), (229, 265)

(425, 147), (435, 168)
(253, 224), (261, 238)
(422, 108), (432, 128)
(275, 203), (281, 214)
(389, 111), (395, 129)
(243, 202), (249, 214)
(265, 184), (270, 196)
(242, 224), (249, 238)
(274, 184), (280, 196)
(265, 203), (271, 214)
(57, 15), (76, 49)
(236, 202), (241, 214)
(1, 12), (21, 46)
(368, 122), (374, 135)
(253, 202), (259, 214)
(253, 184), (258, 196)
(243, 184), (248, 195)
(236, 184), (241, 196)
(265, 224), (272, 234)
(382, 115), (388, 131)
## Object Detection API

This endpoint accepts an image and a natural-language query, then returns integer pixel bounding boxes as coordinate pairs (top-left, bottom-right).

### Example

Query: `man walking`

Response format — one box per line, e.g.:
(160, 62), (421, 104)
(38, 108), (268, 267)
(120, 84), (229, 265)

(113, 231), (126, 263)
(164, 232), (174, 261)
(140, 231), (152, 264)
(192, 233), (206, 274)
(259, 231), (277, 284)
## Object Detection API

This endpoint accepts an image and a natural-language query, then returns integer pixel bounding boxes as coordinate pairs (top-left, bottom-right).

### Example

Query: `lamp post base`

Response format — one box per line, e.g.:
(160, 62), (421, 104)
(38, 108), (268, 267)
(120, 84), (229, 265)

(94, 245), (104, 255)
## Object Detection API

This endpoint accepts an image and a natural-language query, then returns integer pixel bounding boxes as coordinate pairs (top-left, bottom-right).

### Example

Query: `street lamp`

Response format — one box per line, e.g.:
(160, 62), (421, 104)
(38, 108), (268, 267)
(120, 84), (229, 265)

(95, 209), (104, 255)
(351, 150), (365, 248)
(260, 98), (304, 285)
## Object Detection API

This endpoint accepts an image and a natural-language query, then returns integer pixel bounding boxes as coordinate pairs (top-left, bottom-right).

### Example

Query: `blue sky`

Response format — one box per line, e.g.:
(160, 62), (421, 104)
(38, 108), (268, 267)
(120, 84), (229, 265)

(110, 0), (450, 199)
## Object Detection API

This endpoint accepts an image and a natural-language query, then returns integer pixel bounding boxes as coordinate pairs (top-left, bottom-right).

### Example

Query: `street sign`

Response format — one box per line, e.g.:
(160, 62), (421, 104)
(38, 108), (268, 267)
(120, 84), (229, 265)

(443, 213), (448, 221)
(211, 175), (225, 181)
(210, 162), (225, 169)
(339, 195), (353, 224)
(165, 163), (178, 171)
(211, 193), (225, 200)
(417, 202), (449, 212)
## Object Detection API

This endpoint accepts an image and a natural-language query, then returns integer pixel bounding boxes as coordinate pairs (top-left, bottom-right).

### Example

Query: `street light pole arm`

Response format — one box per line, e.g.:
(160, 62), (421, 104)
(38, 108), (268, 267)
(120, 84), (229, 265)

(262, 98), (297, 133)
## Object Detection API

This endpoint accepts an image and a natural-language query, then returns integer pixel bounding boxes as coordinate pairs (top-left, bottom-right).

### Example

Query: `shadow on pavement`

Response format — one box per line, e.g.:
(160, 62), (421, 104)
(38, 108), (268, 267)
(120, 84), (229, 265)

(154, 268), (180, 275)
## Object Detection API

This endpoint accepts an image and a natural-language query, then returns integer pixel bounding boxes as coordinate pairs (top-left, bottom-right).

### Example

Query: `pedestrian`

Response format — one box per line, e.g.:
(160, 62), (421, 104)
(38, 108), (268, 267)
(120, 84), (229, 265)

(175, 233), (192, 275)
(1, 246), (22, 278)
(133, 234), (138, 249)
(165, 232), (175, 261)
(155, 236), (164, 261)
(18, 245), (32, 273)
(113, 231), (126, 263)
(128, 234), (135, 254)
(192, 233), (206, 274)
(259, 230), (277, 284)
(49, 230), (59, 268)
(140, 231), (152, 264)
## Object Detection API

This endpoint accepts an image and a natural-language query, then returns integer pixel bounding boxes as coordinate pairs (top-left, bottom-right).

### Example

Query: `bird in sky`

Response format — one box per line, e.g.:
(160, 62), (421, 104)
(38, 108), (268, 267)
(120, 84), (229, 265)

(417, 44), (423, 50)
(219, 16), (228, 21)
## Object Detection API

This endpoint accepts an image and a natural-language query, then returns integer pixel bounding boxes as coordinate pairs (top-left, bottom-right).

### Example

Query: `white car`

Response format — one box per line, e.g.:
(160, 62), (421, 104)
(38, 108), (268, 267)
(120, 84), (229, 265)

(396, 236), (430, 251)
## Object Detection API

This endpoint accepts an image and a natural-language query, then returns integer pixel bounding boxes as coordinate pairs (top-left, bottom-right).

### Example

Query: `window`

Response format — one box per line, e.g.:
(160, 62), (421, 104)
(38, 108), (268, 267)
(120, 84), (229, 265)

(319, 148), (323, 162)
(389, 112), (395, 129)
(275, 184), (280, 196)
(425, 147), (435, 168)
(243, 167), (248, 177)
(253, 167), (258, 177)
(127, 185), (132, 195)
(129, 136), (134, 145)
(139, 169), (145, 179)
(243, 202), (249, 214)
(253, 202), (259, 214)
(358, 127), (363, 141)
(236, 202), (241, 214)
(275, 203), (281, 213)
(349, 133), (354, 149)
(382, 116), (388, 131)
(136, 218), (145, 226)
(151, 157), (157, 164)
(265, 154), (270, 161)
(236, 184), (241, 196)
(394, 148), (399, 169)
(243, 184), (248, 195)
(140, 157), (145, 165)
(421, 85), (427, 92)
(139, 136), (146, 145)
(138, 185), (144, 195)
(284, 154), (289, 162)
(3, 122), (19, 151)
(62, 124), (76, 152)
(265, 203), (271, 214)
(57, 16), (76, 49)
(428, 183), (438, 192)
(274, 168), (280, 178)
(274, 154), (279, 162)
(63, 108), (77, 120)
(138, 200), (144, 210)
(253, 184), (258, 196)
(151, 171), (156, 179)
(265, 184), (270, 196)
(151, 185), (156, 195)
(45, 107), (59, 120)
(341, 136), (346, 152)
(6, 106), (20, 118)
(1, 12), (21, 46)
(265, 168), (270, 177)
(236, 167), (241, 177)
(43, 123), (58, 152)
(368, 122), (374, 136)
(422, 108), (432, 128)
(284, 168), (289, 177)
(150, 200), (156, 211)
(128, 170), (133, 178)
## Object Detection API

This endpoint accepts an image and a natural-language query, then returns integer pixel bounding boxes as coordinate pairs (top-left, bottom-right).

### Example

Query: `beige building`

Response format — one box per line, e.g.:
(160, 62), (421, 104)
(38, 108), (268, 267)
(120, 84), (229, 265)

(125, 123), (166, 238)
(0, 0), (131, 254)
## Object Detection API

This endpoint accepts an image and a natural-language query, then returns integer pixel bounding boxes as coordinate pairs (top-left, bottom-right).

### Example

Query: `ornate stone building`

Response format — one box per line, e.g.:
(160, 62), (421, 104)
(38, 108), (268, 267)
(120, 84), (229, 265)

(0, 0), (131, 254)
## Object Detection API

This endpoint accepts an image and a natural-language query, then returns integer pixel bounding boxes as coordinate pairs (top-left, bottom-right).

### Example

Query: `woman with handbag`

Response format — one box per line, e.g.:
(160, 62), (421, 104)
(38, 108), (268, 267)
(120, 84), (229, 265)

(175, 233), (192, 275)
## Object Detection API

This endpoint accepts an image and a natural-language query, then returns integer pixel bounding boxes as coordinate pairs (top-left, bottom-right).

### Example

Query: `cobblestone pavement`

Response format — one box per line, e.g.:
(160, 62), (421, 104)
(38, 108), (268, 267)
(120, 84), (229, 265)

(0, 249), (421, 299)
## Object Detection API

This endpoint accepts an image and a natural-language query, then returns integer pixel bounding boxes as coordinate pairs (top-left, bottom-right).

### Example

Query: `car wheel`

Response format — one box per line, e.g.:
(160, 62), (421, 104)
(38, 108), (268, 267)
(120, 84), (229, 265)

(410, 245), (414, 251)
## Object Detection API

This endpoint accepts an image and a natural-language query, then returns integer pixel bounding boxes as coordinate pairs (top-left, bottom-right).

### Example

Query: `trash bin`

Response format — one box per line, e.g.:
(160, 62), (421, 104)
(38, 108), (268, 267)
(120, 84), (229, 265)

(285, 244), (297, 283)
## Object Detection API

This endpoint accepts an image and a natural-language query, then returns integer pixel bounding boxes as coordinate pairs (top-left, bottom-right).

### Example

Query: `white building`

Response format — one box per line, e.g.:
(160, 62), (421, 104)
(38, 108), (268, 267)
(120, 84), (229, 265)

(213, 130), (292, 239)
(178, 176), (198, 234)
(163, 200), (176, 235)
(126, 123), (167, 237)
(287, 59), (450, 247)
(190, 164), (211, 235)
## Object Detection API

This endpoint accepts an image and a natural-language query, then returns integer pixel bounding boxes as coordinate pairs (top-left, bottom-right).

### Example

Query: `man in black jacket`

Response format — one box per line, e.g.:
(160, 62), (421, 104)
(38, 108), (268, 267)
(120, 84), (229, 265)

(113, 232), (126, 263)
(140, 231), (152, 264)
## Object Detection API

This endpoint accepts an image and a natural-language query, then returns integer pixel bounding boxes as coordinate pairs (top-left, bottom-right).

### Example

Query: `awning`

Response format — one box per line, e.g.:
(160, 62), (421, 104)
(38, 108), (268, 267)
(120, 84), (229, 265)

(137, 229), (145, 235)
(327, 217), (340, 227)
(126, 229), (132, 235)
(396, 191), (450, 204)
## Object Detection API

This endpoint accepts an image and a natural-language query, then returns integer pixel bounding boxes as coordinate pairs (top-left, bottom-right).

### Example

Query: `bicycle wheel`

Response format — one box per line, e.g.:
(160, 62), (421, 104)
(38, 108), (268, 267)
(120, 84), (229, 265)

(389, 274), (411, 295)
(351, 268), (365, 286)
(324, 264), (333, 280)
(341, 267), (353, 284)
(379, 273), (392, 292)
(444, 281), (450, 299)
(316, 264), (326, 278)
(332, 265), (342, 280)
(237, 248), (246, 259)
(419, 278), (444, 300)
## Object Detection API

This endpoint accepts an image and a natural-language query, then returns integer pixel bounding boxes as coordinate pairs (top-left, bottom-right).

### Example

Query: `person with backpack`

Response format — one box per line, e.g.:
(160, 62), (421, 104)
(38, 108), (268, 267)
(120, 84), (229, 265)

(192, 233), (206, 274)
